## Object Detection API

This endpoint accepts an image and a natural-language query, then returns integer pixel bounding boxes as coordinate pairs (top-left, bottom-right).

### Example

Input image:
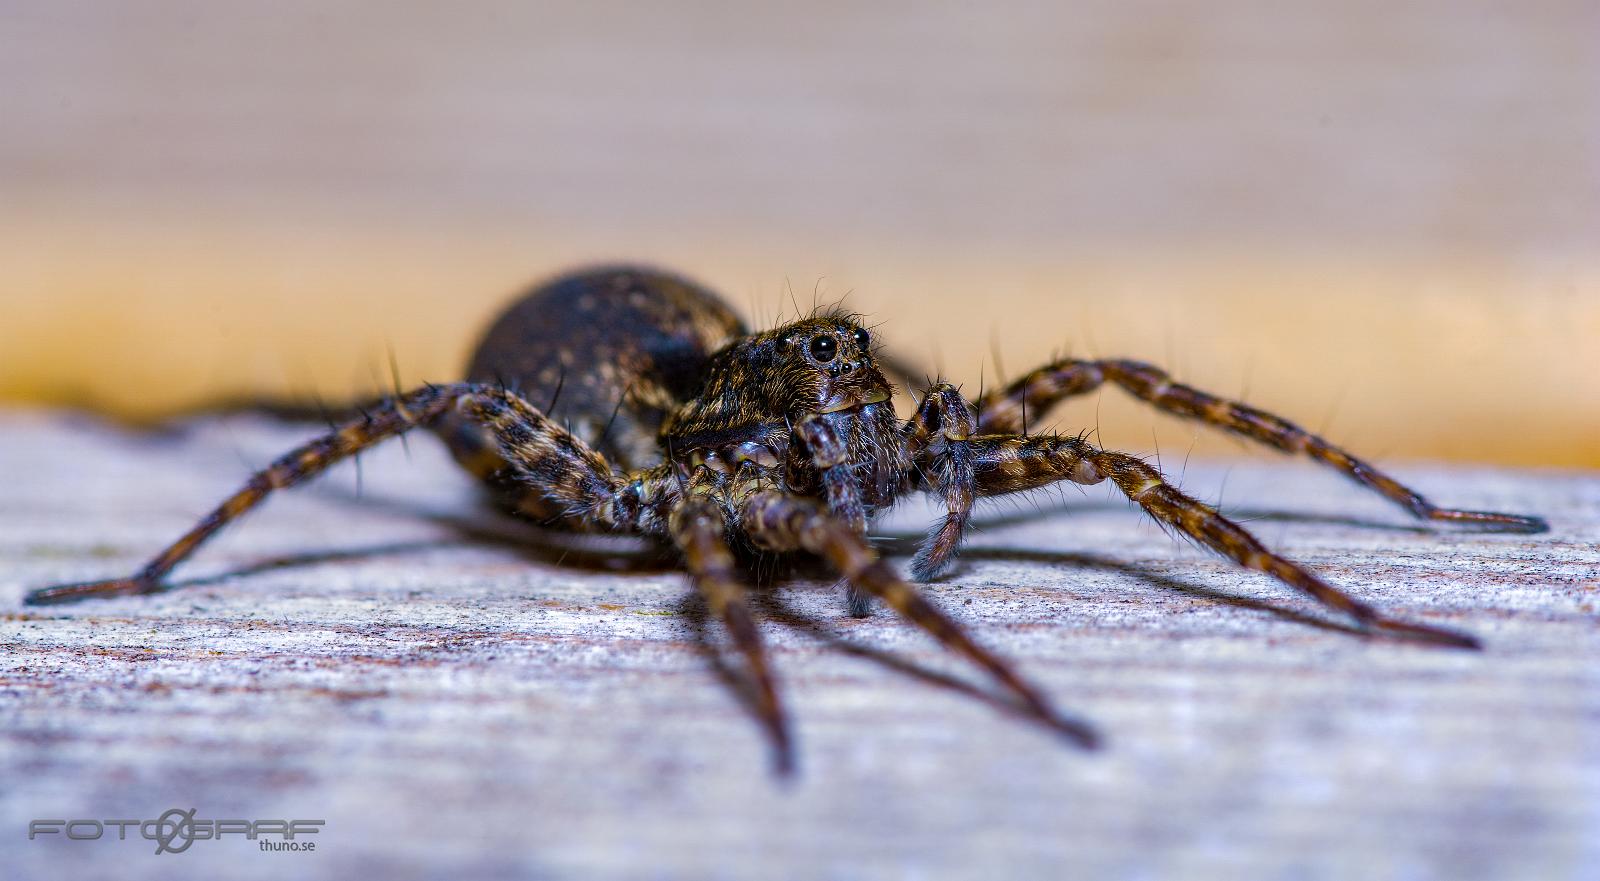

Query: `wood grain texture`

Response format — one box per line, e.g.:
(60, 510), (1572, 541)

(1, 410), (1596, 880)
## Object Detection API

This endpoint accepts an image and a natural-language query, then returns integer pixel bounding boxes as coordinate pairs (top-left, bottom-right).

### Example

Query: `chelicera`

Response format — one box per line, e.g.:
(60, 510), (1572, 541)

(29, 265), (1547, 772)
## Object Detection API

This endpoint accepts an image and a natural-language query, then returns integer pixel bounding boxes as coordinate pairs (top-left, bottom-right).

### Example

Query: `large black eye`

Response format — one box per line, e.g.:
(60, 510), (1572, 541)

(853, 327), (870, 351)
(808, 335), (837, 363)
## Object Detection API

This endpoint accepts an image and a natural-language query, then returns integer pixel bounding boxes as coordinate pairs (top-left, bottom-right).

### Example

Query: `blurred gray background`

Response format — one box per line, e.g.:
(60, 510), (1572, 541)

(2, 0), (1596, 464)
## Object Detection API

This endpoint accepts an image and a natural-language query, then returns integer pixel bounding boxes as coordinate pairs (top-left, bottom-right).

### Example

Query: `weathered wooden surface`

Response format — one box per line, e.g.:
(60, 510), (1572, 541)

(1, 409), (1596, 880)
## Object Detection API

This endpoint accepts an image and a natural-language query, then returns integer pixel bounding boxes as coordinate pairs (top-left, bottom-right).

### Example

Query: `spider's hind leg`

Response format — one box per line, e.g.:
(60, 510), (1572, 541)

(968, 433), (1481, 649)
(27, 383), (646, 605)
(975, 357), (1546, 533)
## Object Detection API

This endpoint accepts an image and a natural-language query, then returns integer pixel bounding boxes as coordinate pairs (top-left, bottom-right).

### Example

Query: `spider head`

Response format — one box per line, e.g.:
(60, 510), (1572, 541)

(766, 317), (893, 417)
(663, 315), (895, 446)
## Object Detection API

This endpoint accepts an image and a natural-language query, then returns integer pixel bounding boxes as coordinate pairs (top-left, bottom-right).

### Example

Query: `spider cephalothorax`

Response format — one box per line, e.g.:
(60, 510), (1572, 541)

(29, 264), (1548, 773)
(662, 317), (905, 526)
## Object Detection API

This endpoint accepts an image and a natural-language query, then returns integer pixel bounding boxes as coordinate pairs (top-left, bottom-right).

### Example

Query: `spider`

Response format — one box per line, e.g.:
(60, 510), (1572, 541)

(28, 264), (1546, 772)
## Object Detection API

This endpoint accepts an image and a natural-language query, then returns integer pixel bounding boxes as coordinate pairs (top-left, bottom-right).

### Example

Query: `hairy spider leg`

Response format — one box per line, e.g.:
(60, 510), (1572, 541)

(901, 382), (977, 583)
(26, 383), (671, 605)
(794, 415), (867, 535)
(741, 491), (1101, 748)
(968, 434), (1482, 649)
(793, 412), (885, 618)
(671, 495), (793, 774)
(974, 358), (1547, 533)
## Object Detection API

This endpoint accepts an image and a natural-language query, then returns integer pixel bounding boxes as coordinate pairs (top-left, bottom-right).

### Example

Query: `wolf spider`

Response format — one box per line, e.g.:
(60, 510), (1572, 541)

(29, 265), (1546, 771)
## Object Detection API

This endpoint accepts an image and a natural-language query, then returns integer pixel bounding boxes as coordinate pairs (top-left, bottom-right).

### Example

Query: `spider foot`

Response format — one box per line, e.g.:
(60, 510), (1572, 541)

(24, 577), (160, 606)
(843, 581), (874, 618)
(906, 507), (968, 583)
(770, 740), (798, 778)
(1426, 508), (1549, 534)
(998, 673), (1102, 750)
(1365, 616), (1482, 651)
(908, 547), (959, 583)
(1039, 710), (1102, 751)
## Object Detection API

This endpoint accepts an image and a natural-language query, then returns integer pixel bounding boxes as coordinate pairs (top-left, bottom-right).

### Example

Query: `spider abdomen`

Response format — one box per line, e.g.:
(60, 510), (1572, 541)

(439, 266), (746, 521)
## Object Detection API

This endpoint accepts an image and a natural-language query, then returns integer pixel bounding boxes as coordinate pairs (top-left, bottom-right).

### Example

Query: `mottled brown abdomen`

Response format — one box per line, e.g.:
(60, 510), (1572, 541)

(440, 265), (745, 520)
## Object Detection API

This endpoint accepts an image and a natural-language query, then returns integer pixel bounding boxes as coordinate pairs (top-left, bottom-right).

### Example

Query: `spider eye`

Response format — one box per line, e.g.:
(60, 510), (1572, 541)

(808, 335), (837, 363)
(853, 327), (870, 351)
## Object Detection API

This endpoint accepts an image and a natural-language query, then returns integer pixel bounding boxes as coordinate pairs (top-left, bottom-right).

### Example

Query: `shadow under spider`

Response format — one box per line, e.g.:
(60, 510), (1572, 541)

(170, 489), (1380, 645)
(952, 547), (1371, 639)
(153, 501), (1374, 643)
(125, 533), (672, 598)
(675, 585), (1099, 773)
(316, 487), (682, 574)
(100, 482), (1433, 771)
(873, 502), (1434, 548)
(93, 498), (678, 600)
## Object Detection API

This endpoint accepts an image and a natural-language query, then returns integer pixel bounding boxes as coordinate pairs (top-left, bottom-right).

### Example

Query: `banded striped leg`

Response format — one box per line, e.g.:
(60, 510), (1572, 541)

(794, 414), (866, 534)
(27, 383), (637, 605)
(902, 383), (977, 582)
(742, 491), (1100, 747)
(970, 434), (1482, 649)
(975, 358), (1546, 533)
(671, 497), (792, 774)
(794, 413), (877, 617)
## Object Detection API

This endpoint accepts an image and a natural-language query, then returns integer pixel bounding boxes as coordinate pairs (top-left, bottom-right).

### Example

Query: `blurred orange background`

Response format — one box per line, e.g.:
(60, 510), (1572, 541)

(2, 1), (1595, 466)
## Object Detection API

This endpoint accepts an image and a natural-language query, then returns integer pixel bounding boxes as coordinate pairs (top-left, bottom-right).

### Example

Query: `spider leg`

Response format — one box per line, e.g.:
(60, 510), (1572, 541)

(671, 495), (793, 774)
(794, 414), (866, 533)
(974, 358), (1546, 533)
(793, 414), (878, 617)
(902, 383), (976, 582)
(26, 383), (663, 605)
(969, 434), (1482, 649)
(741, 490), (1100, 747)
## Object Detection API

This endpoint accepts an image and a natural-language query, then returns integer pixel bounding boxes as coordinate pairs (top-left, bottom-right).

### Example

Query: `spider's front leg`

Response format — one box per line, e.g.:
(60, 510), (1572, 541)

(670, 492), (792, 774)
(794, 412), (891, 618)
(975, 357), (1546, 533)
(902, 383), (977, 581)
(969, 434), (1482, 648)
(741, 490), (1099, 748)
(26, 383), (663, 605)
(794, 415), (865, 533)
